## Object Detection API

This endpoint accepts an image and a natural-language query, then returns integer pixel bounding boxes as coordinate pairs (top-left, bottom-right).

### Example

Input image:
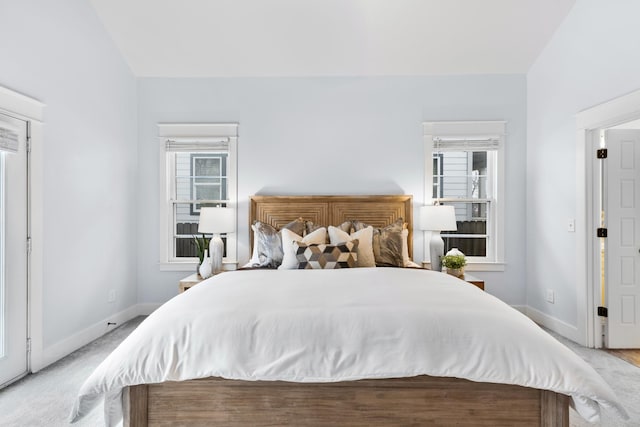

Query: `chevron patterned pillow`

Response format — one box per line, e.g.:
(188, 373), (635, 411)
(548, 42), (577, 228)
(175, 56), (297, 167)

(294, 240), (359, 269)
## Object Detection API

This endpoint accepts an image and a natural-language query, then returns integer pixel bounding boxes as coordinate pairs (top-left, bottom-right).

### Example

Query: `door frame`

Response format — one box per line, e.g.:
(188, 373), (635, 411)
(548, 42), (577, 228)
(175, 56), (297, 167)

(0, 86), (44, 372)
(576, 88), (640, 348)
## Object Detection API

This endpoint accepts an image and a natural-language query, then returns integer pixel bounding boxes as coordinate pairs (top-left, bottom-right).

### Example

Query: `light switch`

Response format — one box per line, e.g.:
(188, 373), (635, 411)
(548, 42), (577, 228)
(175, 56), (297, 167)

(546, 289), (555, 304)
(567, 218), (575, 232)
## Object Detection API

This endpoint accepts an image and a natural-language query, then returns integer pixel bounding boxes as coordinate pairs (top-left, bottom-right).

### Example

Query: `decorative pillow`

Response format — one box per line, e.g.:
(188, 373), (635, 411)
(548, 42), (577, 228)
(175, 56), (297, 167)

(328, 225), (375, 268)
(401, 228), (410, 267)
(284, 218), (306, 236)
(247, 223), (265, 267)
(278, 227), (328, 269)
(295, 240), (359, 269)
(304, 220), (324, 235)
(353, 218), (405, 267)
(307, 220), (352, 235)
(249, 218), (306, 268)
(335, 220), (354, 234)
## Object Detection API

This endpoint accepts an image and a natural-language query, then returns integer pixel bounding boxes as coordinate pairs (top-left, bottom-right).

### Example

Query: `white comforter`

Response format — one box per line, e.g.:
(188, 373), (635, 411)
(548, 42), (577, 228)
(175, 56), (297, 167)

(71, 268), (627, 425)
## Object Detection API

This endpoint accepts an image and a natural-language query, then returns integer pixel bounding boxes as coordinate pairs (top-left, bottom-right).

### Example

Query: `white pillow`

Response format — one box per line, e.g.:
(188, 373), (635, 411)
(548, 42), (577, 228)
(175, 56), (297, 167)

(328, 225), (375, 268)
(401, 228), (410, 267)
(278, 227), (327, 269)
(246, 223), (260, 266)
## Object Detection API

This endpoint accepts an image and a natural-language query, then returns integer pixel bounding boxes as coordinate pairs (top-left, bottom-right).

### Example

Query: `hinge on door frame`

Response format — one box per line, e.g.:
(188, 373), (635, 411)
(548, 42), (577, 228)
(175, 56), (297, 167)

(597, 228), (607, 238)
(27, 237), (32, 255)
(26, 338), (32, 354)
(596, 148), (608, 159)
(597, 306), (608, 317)
(26, 121), (31, 153)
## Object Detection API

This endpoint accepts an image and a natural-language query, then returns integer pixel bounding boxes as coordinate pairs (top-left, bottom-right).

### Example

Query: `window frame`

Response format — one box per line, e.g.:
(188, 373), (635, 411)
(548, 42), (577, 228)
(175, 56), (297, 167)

(423, 121), (505, 271)
(189, 153), (227, 216)
(158, 123), (238, 271)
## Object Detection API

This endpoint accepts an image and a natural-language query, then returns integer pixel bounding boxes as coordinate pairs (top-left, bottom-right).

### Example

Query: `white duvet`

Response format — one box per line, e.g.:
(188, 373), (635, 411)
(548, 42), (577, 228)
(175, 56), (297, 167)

(71, 268), (627, 425)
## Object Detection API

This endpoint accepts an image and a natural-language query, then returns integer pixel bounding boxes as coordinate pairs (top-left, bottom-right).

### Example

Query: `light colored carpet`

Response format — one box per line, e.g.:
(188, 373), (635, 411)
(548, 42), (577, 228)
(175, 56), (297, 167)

(545, 330), (640, 427)
(606, 349), (640, 368)
(0, 317), (143, 427)
(0, 317), (637, 426)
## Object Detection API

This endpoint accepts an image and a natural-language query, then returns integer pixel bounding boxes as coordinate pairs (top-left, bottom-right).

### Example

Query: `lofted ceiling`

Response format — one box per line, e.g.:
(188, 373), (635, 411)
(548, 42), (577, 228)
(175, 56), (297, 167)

(89, 0), (576, 78)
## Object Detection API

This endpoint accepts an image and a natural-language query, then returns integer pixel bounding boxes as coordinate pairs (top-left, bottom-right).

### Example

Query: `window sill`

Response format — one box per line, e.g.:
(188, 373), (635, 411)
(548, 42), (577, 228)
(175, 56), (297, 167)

(159, 260), (238, 272)
(421, 261), (505, 272)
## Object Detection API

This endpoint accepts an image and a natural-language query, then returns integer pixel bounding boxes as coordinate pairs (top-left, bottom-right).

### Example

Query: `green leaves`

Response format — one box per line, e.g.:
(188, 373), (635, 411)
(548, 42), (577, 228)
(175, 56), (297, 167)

(441, 255), (466, 269)
(192, 234), (211, 263)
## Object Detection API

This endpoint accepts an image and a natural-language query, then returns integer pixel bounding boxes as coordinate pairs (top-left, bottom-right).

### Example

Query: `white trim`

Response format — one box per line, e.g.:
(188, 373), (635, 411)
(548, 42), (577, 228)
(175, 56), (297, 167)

(158, 123), (238, 270)
(158, 123), (238, 138)
(423, 121), (506, 265)
(575, 88), (640, 348)
(39, 305), (139, 370)
(510, 305), (527, 315)
(0, 86), (45, 375)
(137, 303), (162, 316)
(0, 87), (44, 122)
(28, 121), (44, 372)
(576, 90), (640, 130)
(159, 260), (238, 272)
(36, 303), (162, 371)
(524, 305), (580, 344)
(423, 121), (506, 137)
(421, 261), (505, 272)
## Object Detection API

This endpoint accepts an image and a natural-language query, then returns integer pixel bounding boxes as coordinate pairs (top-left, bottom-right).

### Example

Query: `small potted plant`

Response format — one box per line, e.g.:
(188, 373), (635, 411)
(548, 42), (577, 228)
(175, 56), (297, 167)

(441, 253), (467, 278)
(192, 234), (211, 276)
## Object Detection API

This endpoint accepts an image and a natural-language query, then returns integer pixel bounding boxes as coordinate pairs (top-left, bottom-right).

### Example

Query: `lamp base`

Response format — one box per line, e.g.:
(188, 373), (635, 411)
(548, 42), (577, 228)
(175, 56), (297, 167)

(209, 234), (224, 275)
(429, 232), (445, 272)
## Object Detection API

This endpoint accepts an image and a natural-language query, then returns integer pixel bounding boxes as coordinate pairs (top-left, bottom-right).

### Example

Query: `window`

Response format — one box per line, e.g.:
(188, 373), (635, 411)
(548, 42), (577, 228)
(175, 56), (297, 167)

(189, 153), (227, 216)
(423, 121), (505, 268)
(159, 124), (238, 270)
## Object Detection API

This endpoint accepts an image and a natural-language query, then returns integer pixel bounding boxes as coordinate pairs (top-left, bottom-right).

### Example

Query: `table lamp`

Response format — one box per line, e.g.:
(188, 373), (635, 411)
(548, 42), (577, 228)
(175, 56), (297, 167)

(198, 207), (235, 274)
(420, 205), (457, 272)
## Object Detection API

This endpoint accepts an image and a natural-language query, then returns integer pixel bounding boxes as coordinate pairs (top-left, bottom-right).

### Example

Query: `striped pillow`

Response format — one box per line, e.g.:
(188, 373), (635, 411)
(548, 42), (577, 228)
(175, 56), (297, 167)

(295, 240), (359, 269)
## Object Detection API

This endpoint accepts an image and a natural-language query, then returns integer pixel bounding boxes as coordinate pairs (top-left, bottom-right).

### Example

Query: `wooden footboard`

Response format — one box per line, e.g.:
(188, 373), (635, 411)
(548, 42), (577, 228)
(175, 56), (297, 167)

(124, 376), (569, 426)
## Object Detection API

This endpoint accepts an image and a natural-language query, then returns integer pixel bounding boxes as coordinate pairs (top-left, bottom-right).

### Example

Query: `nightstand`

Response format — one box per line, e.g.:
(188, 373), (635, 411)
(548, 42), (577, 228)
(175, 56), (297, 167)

(421, 264), (485, 291)
(460, 273), (485, 291)
(179, 273), (204, 293)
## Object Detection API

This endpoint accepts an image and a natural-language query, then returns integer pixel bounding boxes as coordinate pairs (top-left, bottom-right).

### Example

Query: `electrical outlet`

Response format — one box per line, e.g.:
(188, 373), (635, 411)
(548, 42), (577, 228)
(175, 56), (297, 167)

(567, 218), (575, 232)
(546, 289), (555, 304)
(108, 289), (116, 303)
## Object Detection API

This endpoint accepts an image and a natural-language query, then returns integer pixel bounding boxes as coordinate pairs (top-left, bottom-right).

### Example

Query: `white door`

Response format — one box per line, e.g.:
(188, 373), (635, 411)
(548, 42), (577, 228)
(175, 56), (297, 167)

(0, 113), (28, 387)
(605, 129), (640, 348)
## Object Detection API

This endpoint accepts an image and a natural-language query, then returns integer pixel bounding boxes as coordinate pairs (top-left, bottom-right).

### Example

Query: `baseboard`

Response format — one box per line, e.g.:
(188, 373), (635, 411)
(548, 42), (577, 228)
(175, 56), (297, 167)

(34, 302), (580, 374)
(37, 303), (161, 372)
(524, 305), (580, 343)
(137, 303), (162, 315)
(510, 305), (526, 315)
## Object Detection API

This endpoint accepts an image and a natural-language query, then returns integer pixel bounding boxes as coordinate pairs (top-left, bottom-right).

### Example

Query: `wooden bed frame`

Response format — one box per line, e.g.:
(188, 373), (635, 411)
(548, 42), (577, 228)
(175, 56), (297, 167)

(124, 195), (570, 426)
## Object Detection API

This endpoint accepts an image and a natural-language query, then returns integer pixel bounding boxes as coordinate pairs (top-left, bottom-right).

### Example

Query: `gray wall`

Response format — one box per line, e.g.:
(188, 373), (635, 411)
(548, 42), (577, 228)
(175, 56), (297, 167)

(527, 0), (640, 327)
(0, 0), (138, 348)
(137, 75), (527, 305)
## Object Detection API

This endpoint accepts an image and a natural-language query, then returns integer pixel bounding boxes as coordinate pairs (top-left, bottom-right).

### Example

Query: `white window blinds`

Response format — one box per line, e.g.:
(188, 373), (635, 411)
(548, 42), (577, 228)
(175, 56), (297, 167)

(165, 138), (229, 152)
(0, 128), (19, 154)
(433, 137), (500, 152)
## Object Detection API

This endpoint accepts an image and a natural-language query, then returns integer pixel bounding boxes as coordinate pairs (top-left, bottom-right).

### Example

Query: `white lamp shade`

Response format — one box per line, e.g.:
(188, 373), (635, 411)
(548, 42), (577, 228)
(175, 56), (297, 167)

(419, 205), (457, 231)
(197, 207), (235, 234)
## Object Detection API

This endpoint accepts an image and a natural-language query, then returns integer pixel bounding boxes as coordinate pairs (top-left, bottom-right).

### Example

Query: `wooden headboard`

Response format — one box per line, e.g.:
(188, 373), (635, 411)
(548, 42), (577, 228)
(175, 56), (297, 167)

(249, 195), (413, 258)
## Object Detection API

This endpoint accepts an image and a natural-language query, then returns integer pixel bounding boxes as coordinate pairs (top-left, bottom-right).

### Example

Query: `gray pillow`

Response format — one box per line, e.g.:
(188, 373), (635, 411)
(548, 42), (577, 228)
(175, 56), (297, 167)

(305, 220), (352, 235)
(304, 220), (325, 235)
(353, 218), (404, 267)
(335, 220), (354, 234)
(252, 218), (306, 268)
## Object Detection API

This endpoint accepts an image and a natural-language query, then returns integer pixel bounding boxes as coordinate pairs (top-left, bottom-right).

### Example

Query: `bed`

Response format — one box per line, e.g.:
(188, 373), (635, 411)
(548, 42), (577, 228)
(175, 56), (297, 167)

(71, 195), (626, 426)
